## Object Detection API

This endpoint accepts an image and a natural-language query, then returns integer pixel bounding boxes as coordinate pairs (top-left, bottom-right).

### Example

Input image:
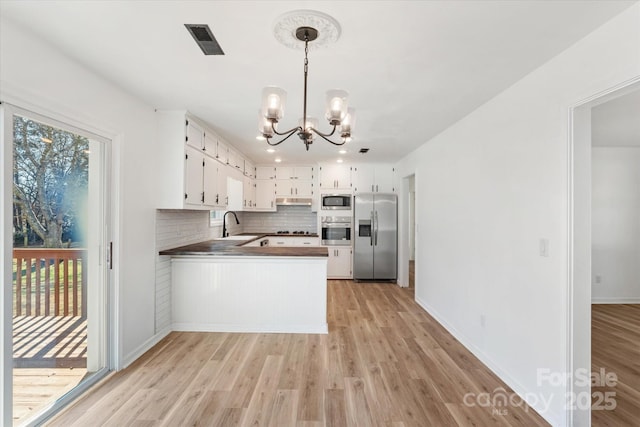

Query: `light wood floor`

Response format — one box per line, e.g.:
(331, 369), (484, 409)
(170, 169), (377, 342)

(591, 304), (640, 427)
(47, 280), (548, 426)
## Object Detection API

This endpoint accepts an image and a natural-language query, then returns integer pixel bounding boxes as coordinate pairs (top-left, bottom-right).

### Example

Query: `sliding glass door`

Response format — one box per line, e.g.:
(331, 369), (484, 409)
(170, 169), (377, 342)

(4, 105), (111, 425)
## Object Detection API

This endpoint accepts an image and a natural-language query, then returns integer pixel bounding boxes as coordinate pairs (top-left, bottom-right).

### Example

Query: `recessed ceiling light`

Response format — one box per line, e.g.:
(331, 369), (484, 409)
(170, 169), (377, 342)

(275, 158), (282, 163)
(336, 158), (343, 163)
(338, 149), (347, 154)
(266, 148), (276, 153)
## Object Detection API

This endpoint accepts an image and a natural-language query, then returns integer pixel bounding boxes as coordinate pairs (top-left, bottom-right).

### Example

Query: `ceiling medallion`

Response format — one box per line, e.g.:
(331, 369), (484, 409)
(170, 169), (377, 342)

(259, 14), (355, 151)
(273, 10), (341, 50)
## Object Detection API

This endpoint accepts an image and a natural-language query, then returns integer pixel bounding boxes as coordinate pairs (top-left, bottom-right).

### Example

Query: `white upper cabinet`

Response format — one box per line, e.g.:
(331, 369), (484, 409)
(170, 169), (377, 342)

(203, 156), (226, 208)
(256, 166), (276, 180)
(352, 164), (396, 193)
(203, 130), (217, 156)
(185, 119), (204, 150)
(275, 166), (313, 180)
(156, 110), (257, 210)
(319, 163), (351, 190)
(255, 180), (276, 211)
(215, 139), (229, 165)
(244, 158), (255, 178)
(275, 165), (314, 197)
(184, 146), (205, 206)
(243, 175), (256, 210)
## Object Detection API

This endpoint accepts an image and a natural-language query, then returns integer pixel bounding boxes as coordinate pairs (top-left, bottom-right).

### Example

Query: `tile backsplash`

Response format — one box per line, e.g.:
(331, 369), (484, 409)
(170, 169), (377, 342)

(242, 205), (317, 233)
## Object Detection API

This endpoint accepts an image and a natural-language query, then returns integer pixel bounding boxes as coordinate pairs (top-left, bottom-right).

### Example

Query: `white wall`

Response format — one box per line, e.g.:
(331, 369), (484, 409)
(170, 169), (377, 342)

(0, 17), (159, 368)
(395, 4), (640, 426)
(592, 147), (640, 303)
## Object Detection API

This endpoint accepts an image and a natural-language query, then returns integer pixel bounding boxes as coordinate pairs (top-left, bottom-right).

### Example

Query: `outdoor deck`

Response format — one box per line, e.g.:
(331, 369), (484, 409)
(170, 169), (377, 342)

(13, 315), (87, 368)
(12, 248), (89, 425)
(13, 315), (87, 425)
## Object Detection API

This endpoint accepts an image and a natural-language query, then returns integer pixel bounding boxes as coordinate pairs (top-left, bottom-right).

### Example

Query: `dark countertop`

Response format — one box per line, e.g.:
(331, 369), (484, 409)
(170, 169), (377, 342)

(159, 233), (327, 257)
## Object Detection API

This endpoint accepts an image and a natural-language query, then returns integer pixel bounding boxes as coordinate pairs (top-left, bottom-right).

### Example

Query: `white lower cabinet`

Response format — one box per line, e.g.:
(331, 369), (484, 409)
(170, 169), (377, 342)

(269, 236), (320, 247)
(327, 246), (352, 279)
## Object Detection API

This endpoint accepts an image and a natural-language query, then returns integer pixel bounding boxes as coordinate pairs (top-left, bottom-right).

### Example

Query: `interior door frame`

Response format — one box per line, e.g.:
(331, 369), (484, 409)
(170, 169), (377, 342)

(567, 75), (640, 427)
(0, 100), (119, 425)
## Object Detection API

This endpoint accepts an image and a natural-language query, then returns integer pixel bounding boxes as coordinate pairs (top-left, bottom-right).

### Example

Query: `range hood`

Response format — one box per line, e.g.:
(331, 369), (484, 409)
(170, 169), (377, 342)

(276, 197), (312, 206)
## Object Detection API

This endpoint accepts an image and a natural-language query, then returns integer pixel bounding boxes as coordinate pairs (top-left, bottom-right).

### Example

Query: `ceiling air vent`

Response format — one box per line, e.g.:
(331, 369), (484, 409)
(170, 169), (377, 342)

(184, 24), (225, 55)
(359, 148), (370, 154)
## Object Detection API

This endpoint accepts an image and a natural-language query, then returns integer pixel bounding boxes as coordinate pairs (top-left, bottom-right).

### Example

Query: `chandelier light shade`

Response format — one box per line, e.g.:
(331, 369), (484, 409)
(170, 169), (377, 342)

(259, 14), (354, 151)
(261, 86), (287, 121)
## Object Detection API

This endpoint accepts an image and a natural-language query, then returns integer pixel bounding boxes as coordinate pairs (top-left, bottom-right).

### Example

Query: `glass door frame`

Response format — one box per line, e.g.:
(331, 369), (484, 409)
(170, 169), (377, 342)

(1, 102), (115, 425)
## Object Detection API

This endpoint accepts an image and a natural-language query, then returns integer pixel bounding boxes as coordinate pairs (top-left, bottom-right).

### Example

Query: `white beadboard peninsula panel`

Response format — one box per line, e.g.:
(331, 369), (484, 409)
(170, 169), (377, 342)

(155, 209), (243, 333)
(171, 256), (328, 334)
(242, 205), (317, 233)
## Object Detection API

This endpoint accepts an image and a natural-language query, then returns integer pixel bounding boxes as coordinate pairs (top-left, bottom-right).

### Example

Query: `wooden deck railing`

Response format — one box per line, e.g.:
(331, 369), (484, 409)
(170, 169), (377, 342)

(13, 248), (87, 317)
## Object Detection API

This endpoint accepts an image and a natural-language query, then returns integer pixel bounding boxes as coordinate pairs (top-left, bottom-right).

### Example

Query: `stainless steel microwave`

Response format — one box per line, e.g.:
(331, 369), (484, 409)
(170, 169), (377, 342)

(321, 194), (351, 210)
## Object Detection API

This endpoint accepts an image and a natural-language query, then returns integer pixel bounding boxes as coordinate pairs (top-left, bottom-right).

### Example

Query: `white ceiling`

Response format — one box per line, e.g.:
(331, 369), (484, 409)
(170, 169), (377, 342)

(592, 88), (640, 147)
(0, 1), (636, 164)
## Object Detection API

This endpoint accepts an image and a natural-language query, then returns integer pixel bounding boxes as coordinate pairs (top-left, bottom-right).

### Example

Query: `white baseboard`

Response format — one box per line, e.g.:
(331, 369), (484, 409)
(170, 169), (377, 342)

(121, 328), (171, 369)
(171, 322), (328, 334)
(592, 297), (640, 304)
(414, 296), (562, 427)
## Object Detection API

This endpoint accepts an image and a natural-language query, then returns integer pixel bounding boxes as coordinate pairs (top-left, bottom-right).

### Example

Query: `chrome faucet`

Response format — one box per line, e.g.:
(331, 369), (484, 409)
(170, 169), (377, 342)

(222, 211), (240, 237)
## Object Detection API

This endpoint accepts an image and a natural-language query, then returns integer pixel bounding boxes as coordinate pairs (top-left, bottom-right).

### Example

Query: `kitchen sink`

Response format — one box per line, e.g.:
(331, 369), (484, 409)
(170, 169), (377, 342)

(218, 235), (259, 240)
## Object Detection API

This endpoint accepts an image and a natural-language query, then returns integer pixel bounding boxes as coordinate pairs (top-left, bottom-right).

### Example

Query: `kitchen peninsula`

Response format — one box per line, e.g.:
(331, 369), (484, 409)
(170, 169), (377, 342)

(160, 235), (329, 334)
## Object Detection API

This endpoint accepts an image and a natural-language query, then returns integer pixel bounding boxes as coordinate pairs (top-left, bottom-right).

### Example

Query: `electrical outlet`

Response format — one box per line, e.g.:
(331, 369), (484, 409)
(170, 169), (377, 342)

(594, 275), (602, 285)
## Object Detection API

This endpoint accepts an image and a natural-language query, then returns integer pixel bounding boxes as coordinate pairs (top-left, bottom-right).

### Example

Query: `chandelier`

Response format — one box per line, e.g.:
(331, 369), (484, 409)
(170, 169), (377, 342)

(258, 14), (355, 151)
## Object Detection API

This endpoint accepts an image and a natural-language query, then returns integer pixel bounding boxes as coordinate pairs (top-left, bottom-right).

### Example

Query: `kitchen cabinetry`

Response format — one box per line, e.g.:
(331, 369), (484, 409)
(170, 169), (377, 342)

(244, 159), (255, 178)
(276, 179), (313, 197)
(256, 166), (276, 180)
(215, 139), (228, 165)
(243, 175), (255, 209)
(184, 146), (226, 209)
(185, 120), (204, 150)
(327, 246), (352, 279)
(227, 147), (244, 171)
(157, 110), (258, 210)
(275, 166), (314, 180)
(275, 166), (314, 197)
(319, 163), (351, 190)
(269, 236), (320, 247)
(254, 179), (276, 211)
(352, 164), (396, 193)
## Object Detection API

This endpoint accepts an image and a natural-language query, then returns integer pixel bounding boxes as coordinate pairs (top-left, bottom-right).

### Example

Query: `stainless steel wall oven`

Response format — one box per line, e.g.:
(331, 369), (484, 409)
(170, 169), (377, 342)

(321, 216), (352, 246)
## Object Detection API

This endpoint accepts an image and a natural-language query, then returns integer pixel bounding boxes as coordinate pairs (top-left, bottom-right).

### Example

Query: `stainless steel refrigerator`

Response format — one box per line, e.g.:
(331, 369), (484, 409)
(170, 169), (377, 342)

(353, 193), (397, 281)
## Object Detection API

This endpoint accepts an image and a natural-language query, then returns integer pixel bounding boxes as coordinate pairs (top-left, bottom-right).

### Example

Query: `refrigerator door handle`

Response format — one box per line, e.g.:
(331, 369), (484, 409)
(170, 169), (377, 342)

(370, 211), (374, 246)
(374, 210), (379, 246)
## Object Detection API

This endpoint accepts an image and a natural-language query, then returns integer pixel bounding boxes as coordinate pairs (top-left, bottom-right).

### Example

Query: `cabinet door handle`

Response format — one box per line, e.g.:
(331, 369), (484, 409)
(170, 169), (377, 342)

(376, 184), (379, 192)
(290, 188), (293, 195)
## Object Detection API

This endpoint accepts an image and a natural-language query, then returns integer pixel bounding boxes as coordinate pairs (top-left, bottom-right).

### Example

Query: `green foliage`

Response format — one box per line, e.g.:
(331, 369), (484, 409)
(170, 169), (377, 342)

(13, 116), (89, 247)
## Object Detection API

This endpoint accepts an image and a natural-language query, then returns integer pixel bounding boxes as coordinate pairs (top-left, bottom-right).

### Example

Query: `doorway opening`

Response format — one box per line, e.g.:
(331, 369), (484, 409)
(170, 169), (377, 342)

(5, 106), (112, 426)
(569, 77), (640, 426)
(408, 175), (416, 289)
